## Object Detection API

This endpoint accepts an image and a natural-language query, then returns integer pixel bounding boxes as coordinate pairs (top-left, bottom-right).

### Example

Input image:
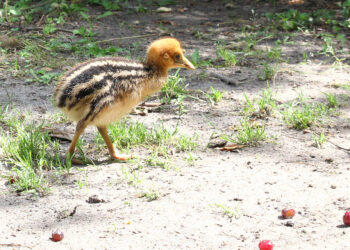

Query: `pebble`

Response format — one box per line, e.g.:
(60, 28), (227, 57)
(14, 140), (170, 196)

(285, 220), (295, 227)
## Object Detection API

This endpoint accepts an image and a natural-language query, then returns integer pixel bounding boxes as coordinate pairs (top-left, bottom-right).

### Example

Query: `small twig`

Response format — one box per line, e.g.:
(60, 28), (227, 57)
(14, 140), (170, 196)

(95, 34), (157, 44)
(139, 102), (163, 107)
(19, 0), (53, 12)
(328, 140), (350, 152)
(0, 243), (24, 247)
(36, 44), (51, 51)
(36, 14), (47, 27)
(69, 205), (80, 217)
(210, 72), (238, 86)
(0, 23), (74, 34)
(23, 26), (74, 34)
(4, 0), (8, 22)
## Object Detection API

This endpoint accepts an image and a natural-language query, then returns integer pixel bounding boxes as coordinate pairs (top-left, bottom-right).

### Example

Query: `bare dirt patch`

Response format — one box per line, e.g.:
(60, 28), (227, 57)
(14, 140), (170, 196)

(1, 1), (350, 249)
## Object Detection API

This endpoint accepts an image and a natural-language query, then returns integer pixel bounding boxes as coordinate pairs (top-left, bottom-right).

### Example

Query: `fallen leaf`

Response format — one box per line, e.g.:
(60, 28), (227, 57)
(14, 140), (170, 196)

(41, 67), (53, 72)
(177, 8), (188, 13)
(288, 0), (304, 5)
(157, 20), (176, 26)
(139, 102), (163, 107)
(42, 127), (71, 142)
(207, 138), (227, 148)
(225, 3), (235, 9)
(220, 144), (247, 151)
(0, 36), (23, 49)
(156, 7), (172, 13)
(86, 195), (106, 204)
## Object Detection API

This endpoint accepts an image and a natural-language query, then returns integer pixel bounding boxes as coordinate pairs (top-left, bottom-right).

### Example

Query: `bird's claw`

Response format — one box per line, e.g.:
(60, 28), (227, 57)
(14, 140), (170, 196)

(70, 156), (84, 165)
(112, 154), (132, 161)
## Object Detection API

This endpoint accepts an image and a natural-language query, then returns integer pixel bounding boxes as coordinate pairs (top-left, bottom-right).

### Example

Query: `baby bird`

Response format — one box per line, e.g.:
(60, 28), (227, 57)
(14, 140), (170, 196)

(54, 37), (195, 162)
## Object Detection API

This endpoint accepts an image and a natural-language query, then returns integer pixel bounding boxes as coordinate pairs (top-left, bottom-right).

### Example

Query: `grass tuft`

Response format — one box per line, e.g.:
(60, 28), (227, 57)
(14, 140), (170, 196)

(282, 95), (335, 130)
(221, 118), (267, 146)
(160, 69), (189, 104)
(204, 86), (225, 105)
(96, 119), (198, 153)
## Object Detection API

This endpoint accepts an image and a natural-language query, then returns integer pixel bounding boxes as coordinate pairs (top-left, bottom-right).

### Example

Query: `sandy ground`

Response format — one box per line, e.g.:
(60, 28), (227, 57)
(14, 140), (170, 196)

(1, 1), (350, 249)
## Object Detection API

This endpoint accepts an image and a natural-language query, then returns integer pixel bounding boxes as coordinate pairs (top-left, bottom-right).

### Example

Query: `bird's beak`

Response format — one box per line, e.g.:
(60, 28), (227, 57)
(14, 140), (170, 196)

(181, 56), (195, 70)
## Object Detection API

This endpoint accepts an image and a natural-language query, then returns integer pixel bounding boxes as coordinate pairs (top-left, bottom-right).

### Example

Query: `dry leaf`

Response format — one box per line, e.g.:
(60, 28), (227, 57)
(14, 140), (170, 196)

(159, 20), (176, 26)
(139, 102), (163, 107)
(177, 8), (188, 13)
(156, 7), (172, 13)
(288, 0), (304, 5)
(41, 67), (53, 72)
(220, 144), (247, 151)
(42, 127), (71, 142)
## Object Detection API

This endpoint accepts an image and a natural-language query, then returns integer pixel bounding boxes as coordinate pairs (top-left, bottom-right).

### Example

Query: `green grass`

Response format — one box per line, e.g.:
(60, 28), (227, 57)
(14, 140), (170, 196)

(175, 134), (199, 152)
(0, 108), (76, 195)
(243, 83), (277, 118)
(99, 120), (175, 150)
(312, 132), (327, 148)
(264, 8), (348, 31)
(0, 120), (70, 194)
(27, 69), (61, 84)
(258, 63), (277, 81)
(282, 95), (335, 130)
(145, 150), (171, 170)
(140, 189), (159, 202)
(190, 49), (213, 68)
(96, 119), (198, 153)
(216, 45), (238, 67)
(160, 70), (195, 116)
(160, 69), (189, 104)
(121, 166), (142, 187)
(184, 153), (198, 166)
(220, 118), (267, 146)
(266, 46), (282, 62)
(325, 93), (339, 109)
(204, 86), (225, 105)
(211, 203), (241, 219)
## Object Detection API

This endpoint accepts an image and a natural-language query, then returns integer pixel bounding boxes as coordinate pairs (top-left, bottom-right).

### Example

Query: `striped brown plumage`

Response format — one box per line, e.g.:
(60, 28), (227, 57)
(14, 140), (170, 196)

(54, 37), (195, 163)
(54, 57), (163, 124)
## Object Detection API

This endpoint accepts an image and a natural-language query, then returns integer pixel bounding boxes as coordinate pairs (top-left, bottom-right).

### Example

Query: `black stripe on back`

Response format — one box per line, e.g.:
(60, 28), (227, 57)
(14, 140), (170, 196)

(58, 63), (146, 108)
(81, 74), (146, 122)
(64, 57), (135, 78)
(68, 75), (113, 110)
(68, 73), (148, 110)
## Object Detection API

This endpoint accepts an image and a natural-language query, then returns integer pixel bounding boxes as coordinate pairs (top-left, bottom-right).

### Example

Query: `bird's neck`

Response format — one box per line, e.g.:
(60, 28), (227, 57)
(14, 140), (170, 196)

(145, 57), (169, 77)
(140, 72), (167, 99)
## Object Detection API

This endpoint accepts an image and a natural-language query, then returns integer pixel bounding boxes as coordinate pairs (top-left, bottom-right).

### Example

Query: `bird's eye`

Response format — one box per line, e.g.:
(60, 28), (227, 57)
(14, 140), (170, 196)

(174, 54), (181, 61)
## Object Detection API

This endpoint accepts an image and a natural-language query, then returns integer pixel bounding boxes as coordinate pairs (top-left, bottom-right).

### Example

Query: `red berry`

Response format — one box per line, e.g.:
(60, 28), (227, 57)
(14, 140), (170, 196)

(51, 231), (64, 242)
(282, 208), (295, 219)
(343, 211), (350, 226)
(9, 176), (17, 184)
(259, 240), (274, 250)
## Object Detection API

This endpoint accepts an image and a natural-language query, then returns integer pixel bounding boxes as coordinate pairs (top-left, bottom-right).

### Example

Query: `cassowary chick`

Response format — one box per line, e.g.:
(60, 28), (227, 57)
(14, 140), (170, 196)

(54, 37), (195, 162)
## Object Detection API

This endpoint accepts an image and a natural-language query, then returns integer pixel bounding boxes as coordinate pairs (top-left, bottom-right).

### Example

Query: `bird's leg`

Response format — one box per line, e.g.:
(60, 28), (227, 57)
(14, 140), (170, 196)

(97, 126), (130, 161)
(67, 120), (88, 165)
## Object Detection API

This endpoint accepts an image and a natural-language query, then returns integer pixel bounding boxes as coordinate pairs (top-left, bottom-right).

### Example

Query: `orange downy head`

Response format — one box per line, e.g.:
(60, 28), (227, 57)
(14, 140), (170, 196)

(146, 37), (195, 74)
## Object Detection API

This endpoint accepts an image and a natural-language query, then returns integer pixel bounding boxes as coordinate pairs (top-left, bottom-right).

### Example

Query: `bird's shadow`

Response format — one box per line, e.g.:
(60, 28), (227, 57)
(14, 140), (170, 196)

(336, 224), (349, 229)
(59, 154), (129, 167)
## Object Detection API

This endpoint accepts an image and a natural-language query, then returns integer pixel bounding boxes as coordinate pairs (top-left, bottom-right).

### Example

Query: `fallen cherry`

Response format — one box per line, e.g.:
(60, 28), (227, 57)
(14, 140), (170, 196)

(282, 208), (295, 219)
(51, 231), (64, 242)
(8, 176), (17, 184)
(259, 240), (274, 250)
(343, 211), (350, 226)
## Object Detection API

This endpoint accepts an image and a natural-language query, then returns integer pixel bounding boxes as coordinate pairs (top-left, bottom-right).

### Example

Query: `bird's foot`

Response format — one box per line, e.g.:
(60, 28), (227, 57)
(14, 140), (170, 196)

(71, 157), (84, 165)
(111, 154), (132, 162)
(66, 154), (91, 165)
